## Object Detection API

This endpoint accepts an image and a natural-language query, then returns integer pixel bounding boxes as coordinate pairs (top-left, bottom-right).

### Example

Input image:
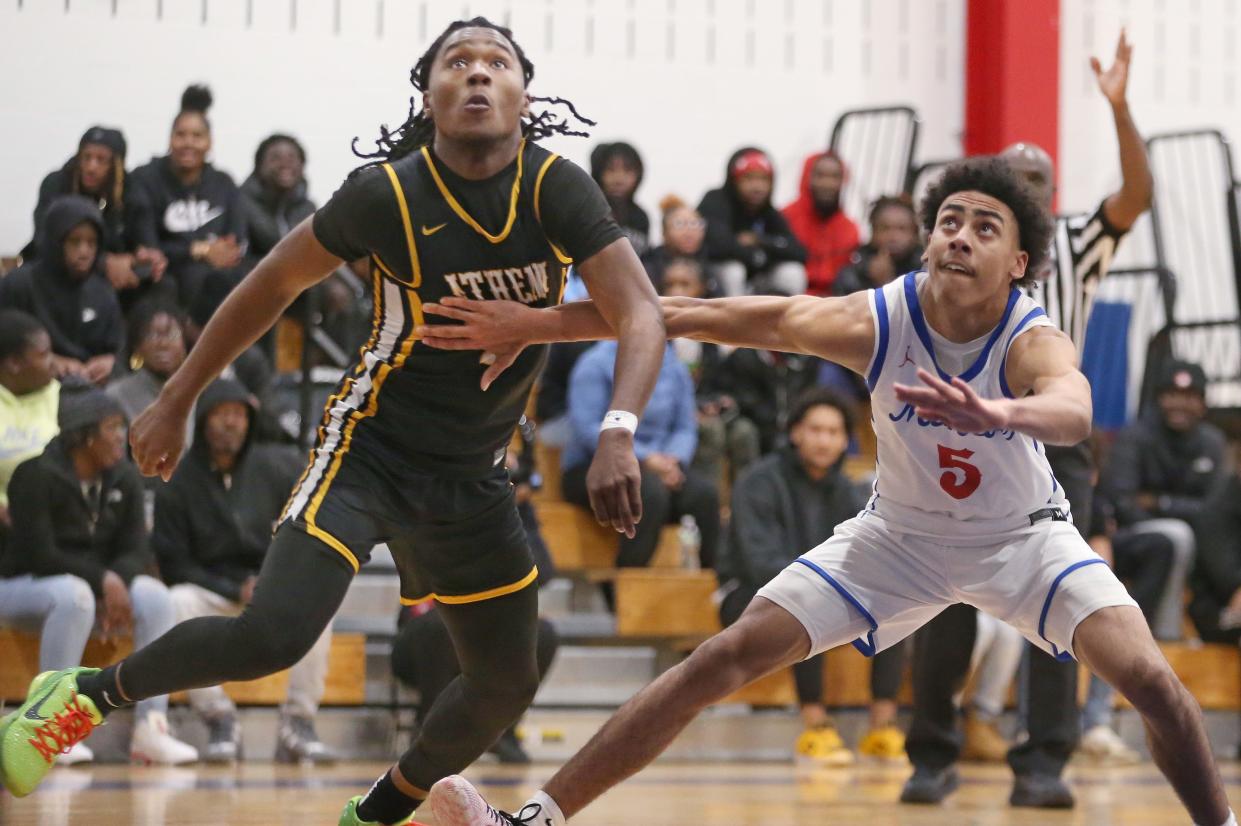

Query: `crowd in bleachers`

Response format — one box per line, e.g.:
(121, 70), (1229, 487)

(3, 78), (1240, 776)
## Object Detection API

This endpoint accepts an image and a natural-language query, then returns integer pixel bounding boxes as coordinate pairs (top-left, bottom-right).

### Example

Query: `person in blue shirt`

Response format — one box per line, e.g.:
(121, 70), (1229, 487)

(562, 340), (719, 575)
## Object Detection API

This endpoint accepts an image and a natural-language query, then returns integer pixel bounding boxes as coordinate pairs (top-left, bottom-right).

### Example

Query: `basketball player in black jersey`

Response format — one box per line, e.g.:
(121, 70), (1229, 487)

(0, 18), (665, 826)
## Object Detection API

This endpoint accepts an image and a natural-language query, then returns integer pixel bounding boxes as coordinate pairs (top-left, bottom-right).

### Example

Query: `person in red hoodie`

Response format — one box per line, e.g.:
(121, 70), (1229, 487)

(782, 151), (860, 296)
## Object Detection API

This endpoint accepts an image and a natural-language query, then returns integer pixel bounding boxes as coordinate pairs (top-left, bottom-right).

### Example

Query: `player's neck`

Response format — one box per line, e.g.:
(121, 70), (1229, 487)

(431, 132), (523, 180)
(920, 278), (1012, 343)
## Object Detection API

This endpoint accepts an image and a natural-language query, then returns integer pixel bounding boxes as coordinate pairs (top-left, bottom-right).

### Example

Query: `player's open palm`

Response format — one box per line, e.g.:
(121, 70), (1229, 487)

(587, 429), (643, 538)
(894, 368), (1011, 434)
(1092, 28), (1131, 107)
(130, 394), (192, 481)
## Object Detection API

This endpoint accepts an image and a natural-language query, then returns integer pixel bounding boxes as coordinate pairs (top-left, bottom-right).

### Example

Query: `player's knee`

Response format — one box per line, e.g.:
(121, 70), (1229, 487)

(230, 615), (319, 676)
(689, 628), (767, 691)
(1116, 655), (1187, 714)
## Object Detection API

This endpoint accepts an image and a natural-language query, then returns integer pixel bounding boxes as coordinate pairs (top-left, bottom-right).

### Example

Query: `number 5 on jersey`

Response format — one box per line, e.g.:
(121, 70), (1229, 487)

(937, 444), (981, 499)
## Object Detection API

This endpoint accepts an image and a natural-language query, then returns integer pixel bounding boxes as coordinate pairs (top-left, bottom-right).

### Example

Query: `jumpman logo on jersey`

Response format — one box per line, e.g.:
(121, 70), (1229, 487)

(897, 345), (915, 368)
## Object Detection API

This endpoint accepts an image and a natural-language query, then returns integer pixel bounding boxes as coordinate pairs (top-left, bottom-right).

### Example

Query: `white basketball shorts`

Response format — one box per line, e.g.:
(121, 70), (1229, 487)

(755, 511), (1138, 662)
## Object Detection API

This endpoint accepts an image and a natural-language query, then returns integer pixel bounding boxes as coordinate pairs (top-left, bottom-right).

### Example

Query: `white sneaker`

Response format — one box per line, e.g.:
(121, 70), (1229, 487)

(429, 775), (545, 825)
(131, 711), (199, 765)
(59, 741), (95, 766)
(1079, 724), (1141, 765)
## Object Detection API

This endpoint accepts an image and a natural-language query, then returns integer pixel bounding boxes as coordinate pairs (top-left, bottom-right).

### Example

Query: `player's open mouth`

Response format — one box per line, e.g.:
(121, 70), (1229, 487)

(464, 95), (491, 111)
(941, 260), (973, 275)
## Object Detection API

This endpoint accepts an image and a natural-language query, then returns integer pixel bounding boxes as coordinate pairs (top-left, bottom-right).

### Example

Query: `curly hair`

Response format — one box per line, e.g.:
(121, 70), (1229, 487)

(919, 157), (1054, 287)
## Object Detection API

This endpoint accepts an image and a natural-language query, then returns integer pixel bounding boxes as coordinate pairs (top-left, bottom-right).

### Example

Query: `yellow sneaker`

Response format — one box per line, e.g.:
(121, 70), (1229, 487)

(858, 725), (906, 761)
(795, 725), (854, 766)
(961, 712), (1009, 763)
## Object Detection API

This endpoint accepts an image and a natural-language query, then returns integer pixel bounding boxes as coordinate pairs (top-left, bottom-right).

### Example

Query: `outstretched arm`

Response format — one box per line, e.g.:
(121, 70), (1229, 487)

(1094, 28), (1153, 232)
(894, 326), (1092, 445)
(419, 290), (876, 384)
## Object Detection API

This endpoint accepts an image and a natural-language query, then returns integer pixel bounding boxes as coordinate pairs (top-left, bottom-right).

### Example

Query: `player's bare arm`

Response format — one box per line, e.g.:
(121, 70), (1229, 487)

(894, 325), (1092, 446)
(130, 219), (341, 479)
(1093, 29), (1153, 232)
(574, 237), (667, 538)
(420, 289), (876, 379)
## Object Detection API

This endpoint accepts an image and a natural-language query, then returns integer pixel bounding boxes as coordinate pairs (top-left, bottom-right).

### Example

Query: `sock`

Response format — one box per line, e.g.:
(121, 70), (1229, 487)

(527, 790), (566, 826)
(76, 664), (132, 719)
(356, 771), (422, 825)
(1197, 811), (1238, 826)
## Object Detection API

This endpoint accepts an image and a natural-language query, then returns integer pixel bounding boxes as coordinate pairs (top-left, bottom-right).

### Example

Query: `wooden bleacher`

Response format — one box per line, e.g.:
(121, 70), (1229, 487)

(0, 629), (366, 706)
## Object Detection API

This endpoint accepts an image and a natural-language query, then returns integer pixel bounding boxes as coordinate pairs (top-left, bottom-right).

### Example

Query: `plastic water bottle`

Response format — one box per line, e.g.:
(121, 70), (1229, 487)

(678, 515), (701, 571)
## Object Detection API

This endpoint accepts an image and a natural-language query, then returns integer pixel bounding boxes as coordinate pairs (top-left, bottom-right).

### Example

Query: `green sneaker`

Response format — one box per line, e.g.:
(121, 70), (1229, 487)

(337, 795), (423, 825)
(0, 668), (103, 797)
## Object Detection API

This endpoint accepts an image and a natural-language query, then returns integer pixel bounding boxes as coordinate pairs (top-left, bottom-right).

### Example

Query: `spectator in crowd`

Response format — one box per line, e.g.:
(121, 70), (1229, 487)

(154, 379), (333, 763)
(658, 256), (758, 485)
(699, 147), (806, 297)
(108, 301), (194, 450)
(22, 127), (168, 298)
(533, 342), (593, 449)
(392, 417), (559, 765)
(0, 196), (124, 386)
(590, 141), (650, 257)
(1077, 488), (1174, 764)
(833, 196), (923, 296)
(239, 134), (316, 260)
(701, 346), (824, 455)
(129, 85), (247, 307)
(563, 339), (719, 580)
(782, 151), (859, 296)
(1100, 359), (1228, 640)
(716, 388), (905, 764)
(4, 384), (197, 765)
(1190, 456), (1241, 648)
(642, 195), (710, 291)
(0, 312), (80, 752)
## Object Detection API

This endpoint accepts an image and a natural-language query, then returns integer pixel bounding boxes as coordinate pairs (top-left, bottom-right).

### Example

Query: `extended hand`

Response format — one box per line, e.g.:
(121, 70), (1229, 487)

(894, 368), (1012, 434)
(130, 393), (192, 480)
(419, 297), (533, 352)
(1092, 28), (1132, 108)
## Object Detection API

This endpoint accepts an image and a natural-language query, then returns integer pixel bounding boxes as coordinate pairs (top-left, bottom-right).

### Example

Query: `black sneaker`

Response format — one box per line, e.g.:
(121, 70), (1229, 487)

(275, 714), (335, 764)
(899, 766), (960, 804)
(427, 775), (553, 825)
(1009, 773), (1075, 809)
(203, 714), (241, 764)
(487, 729), (531, 765)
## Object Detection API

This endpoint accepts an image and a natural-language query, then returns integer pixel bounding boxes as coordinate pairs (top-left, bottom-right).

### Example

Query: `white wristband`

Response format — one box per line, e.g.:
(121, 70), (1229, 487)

(600, 410), (638, 434)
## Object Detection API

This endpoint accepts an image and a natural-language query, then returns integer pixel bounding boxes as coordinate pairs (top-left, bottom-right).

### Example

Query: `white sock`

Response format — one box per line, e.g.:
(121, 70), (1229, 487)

(1199, 810), (1237, 826)
(527, 790), (566, 826)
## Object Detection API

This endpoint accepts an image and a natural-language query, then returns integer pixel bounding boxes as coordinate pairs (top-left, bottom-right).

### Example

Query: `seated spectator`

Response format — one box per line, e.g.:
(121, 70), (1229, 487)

(716, 389), (904, 763)
(4, 385), (197, 764)
(22, 126), (168, 299)
(239, 134), (315, 260)
(562, 340), (720, 582)
(1190, 461), (1241, 653)
(392, 418), (559, 764)
(590, 141), (650, 257)
(782, 151), (859, 296)
(129, 85), (247, 308)
(1099, 359), (1228, 639)
(1077, 490), (1173, 764)
(702, 346), (825, 455)
(0, 195), (124, 385)
(833, 196), (923, 296)
(154, 379), (332, 763)
(643, 195), (711, 292)
(699, 147), (806, 297)
(659, 257), (758, 485)
(108, 301), (194, 450)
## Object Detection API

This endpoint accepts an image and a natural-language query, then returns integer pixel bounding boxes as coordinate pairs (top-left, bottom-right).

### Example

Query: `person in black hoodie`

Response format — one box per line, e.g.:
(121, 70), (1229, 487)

(0, 195), (125, 385)
(590, 141), (650, 257)
(155, 378), (333, 764)
(698, 146), (807, 297)
(4, 383), (197, 764)
(129, 85), (247, 307)
(23, 127), (169, 297)
(240, 134), (317, 260)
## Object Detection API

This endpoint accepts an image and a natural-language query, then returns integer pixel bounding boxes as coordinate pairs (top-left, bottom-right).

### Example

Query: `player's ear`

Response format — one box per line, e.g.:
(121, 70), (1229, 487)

(1010, 250), (1029, 283)
(521, 93), (532, 120)
(422, 92), (433, 120)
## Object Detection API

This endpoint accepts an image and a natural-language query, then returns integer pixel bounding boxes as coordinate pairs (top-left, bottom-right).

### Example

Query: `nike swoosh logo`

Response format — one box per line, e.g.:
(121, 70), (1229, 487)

(421, 222), (448, 236)
(24, 681), (60, 721)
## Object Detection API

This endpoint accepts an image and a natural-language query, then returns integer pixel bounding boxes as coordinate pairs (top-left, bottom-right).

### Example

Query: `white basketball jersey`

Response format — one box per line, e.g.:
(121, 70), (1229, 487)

(862, 272), (1068, 539)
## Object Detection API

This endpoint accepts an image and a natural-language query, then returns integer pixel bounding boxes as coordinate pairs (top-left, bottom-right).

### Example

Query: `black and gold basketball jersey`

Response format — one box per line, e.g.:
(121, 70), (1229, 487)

(308, 139), (622, 478)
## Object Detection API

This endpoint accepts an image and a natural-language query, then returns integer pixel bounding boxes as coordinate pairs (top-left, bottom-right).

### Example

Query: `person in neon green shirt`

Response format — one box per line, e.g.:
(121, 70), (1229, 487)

(0, 309), (59, 515)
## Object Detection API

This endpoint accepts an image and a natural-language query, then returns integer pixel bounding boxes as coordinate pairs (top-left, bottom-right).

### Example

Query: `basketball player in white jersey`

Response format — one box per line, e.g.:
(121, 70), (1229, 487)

(415, 157), (1232, 826)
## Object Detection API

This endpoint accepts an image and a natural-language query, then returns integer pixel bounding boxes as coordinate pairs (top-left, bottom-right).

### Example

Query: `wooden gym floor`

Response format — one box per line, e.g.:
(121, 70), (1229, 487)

(2, 760), (1235, 825)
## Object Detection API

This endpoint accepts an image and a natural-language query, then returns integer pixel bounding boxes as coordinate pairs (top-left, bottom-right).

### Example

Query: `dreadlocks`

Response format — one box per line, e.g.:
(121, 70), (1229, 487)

(352, 16), (595, 166)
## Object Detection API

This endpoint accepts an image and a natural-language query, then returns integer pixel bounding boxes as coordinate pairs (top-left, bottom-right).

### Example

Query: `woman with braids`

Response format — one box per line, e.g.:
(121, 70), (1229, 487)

(0, 17), (666, 826)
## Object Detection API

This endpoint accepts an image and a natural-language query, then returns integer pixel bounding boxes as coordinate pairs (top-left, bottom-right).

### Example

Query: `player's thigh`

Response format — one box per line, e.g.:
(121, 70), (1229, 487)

(756, 515), (951, 658)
